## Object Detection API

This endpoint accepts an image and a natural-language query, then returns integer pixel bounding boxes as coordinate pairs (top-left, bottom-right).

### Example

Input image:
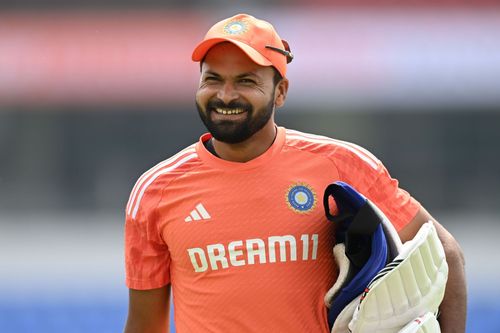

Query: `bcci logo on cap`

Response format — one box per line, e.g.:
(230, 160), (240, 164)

(286, 183), (317, 214)
(223, 21), (248, 35)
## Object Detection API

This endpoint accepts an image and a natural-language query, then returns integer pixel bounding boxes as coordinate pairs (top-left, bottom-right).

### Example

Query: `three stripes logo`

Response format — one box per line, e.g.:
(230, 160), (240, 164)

(185, 203), (211, 222)
(359, 258), (404, 304)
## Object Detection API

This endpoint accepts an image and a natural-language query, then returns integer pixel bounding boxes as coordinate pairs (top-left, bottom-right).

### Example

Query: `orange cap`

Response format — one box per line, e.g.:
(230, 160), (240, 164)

(192, 13), (293, 77)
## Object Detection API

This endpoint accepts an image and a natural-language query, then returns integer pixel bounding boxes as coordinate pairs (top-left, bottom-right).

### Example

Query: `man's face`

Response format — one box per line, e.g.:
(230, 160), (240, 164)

(195, 43), (278, 144)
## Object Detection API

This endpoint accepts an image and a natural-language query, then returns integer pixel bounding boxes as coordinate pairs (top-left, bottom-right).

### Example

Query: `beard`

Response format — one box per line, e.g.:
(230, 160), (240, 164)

(196, 96), (275, 144)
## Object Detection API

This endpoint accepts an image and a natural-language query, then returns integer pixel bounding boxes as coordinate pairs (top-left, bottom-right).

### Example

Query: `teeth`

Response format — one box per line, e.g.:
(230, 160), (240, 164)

(215, 108), (244, 115)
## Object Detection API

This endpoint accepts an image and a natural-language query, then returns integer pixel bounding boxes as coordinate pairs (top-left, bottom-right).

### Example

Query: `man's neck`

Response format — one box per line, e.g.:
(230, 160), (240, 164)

(212, 122), (277, 163)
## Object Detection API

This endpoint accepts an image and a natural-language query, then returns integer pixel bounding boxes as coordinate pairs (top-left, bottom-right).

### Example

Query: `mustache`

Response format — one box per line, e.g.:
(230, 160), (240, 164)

(206, 99), (252, 113)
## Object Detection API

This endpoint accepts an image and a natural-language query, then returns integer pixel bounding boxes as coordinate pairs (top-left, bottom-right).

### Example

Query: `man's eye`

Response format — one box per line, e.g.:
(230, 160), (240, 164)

(240, 79), (256, 84)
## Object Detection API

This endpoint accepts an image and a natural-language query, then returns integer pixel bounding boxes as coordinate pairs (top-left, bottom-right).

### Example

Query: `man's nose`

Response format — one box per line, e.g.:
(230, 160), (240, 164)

(216, 82), (238, 105)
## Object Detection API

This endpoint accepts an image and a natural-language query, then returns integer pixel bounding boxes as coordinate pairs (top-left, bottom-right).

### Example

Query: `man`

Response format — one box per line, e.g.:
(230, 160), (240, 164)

(124, 13), (466, 333)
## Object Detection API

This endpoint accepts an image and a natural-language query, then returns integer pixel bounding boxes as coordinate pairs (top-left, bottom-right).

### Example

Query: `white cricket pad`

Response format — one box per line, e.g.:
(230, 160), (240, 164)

(331, 295), (361, 332)
(347, 221), (448, 333)
(398, 312), (441, 333)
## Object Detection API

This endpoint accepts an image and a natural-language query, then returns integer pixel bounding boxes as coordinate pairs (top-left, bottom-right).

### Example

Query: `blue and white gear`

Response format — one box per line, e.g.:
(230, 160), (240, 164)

(323, 182), (447, 333)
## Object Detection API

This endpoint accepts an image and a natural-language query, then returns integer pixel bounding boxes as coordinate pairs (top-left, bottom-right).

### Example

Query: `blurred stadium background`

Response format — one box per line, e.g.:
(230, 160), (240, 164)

(1, 0), (499, 332)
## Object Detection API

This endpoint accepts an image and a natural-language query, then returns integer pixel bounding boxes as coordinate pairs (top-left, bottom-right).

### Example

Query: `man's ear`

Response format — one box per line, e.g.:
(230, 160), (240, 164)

(274, 78), (289, 108)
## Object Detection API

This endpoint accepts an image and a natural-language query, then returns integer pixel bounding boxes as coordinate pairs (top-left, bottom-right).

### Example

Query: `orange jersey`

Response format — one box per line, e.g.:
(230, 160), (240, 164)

(125, 127), (420, 333)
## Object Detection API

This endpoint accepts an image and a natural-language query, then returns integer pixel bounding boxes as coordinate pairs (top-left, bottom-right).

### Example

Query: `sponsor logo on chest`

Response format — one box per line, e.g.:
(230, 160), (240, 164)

(187, 234), (319, 273)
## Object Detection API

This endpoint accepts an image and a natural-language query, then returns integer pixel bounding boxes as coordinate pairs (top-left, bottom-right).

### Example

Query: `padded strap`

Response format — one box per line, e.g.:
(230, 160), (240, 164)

(325, 244), (353, 308)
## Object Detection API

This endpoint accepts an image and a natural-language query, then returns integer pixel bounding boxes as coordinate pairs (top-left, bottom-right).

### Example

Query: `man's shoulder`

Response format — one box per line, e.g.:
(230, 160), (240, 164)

(140, 144), (199, 179)
(284, 128), (351, 153)
(125, 143), (200, 219)
(283, 128), (380, 167)
(128, 144), (199, 196)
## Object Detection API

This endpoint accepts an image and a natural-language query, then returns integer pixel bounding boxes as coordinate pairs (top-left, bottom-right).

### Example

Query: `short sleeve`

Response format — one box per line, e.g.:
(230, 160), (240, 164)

(364, 164), (421, 231)
(124, 184), (171, 290)
(331, 142), (421, 231)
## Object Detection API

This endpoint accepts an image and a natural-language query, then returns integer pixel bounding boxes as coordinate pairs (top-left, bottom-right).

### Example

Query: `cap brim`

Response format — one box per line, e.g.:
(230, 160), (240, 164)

(192, 38), (273, 67)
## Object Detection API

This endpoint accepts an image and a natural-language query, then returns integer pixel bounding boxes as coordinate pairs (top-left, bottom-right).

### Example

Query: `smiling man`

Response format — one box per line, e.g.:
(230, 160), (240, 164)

(195, 42), (285, 158)
(123, 14), (466, 333)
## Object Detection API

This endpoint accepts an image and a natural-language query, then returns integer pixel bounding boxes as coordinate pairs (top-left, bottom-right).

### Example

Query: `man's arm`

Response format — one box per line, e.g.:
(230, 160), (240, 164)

(398, 206), (467, 333)
(124, 285), (171, 333)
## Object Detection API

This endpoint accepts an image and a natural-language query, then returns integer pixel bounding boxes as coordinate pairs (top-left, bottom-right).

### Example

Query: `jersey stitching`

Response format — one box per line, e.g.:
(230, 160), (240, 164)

(155, 162), (206, 244)
(282, 142), (342, 180)
(286, 132), (379, 170)
(127, 145), (196, 215)
(131, 153), (198, 219)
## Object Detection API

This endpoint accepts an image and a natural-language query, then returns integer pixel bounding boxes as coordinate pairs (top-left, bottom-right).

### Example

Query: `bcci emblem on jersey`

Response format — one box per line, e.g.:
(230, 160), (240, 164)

(286, 183), (316, 213)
